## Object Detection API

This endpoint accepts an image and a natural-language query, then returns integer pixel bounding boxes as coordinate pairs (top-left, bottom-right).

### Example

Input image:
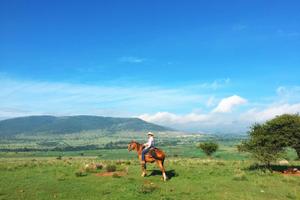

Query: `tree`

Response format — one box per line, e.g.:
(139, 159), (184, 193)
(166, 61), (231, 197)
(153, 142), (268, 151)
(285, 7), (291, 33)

(264, 114), (300, 159)
(198, 142), (219, 157)
(238, 114), (300, 166)
(238, 124), (284, 166)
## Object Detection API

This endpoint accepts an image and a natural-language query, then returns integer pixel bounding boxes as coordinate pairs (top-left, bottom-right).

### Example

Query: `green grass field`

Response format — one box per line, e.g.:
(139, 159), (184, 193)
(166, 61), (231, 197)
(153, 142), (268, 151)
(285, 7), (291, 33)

(0, 143), (300, 200)
(0, 157), (300, 200)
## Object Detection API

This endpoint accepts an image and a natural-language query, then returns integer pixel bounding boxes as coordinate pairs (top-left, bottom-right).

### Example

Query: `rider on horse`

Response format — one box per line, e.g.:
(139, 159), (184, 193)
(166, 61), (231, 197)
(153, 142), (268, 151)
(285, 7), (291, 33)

(141, 132), (155, 166)
(127, 134), (167, 181)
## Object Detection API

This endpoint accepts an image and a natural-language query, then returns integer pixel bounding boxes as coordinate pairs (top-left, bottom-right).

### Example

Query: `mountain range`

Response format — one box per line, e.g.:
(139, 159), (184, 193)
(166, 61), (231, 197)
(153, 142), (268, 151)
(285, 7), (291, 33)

(0, 115), (171, 136)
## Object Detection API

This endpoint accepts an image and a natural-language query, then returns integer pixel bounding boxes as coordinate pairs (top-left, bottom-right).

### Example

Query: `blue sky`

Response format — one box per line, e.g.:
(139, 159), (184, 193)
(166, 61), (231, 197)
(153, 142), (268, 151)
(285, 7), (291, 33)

(1, 0), (300, 133)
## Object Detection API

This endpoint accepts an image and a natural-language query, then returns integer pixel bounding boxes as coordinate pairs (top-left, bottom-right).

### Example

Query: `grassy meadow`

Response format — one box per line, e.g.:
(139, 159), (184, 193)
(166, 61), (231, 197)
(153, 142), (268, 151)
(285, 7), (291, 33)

(1, 156), (300, 200)
(0, 137), (300, 200)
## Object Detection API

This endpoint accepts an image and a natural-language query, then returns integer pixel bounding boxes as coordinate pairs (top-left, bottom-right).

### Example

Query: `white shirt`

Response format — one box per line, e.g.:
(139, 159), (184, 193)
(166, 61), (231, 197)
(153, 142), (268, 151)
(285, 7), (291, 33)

(144, 136), (154, 149)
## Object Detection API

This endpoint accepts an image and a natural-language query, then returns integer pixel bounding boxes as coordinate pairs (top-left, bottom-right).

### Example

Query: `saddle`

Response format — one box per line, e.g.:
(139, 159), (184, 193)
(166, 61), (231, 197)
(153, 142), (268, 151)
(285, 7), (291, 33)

(148, 147), (159, 159)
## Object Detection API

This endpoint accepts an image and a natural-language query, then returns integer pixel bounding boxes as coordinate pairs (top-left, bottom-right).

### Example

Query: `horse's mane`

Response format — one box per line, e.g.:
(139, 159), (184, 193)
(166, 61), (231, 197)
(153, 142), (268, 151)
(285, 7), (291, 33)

(131, 140), (141, 145)
(131, 140), (143, 150)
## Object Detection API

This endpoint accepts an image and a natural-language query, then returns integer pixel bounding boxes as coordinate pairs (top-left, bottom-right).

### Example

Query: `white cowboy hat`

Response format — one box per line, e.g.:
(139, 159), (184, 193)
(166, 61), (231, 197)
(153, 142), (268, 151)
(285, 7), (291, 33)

(147, 132), (154, 136)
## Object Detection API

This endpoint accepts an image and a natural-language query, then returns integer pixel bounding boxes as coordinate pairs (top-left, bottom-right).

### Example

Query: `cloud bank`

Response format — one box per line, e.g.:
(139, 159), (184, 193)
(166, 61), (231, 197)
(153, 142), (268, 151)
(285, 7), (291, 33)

(139, 92), (300, 133)
(1, 76), (300, 134)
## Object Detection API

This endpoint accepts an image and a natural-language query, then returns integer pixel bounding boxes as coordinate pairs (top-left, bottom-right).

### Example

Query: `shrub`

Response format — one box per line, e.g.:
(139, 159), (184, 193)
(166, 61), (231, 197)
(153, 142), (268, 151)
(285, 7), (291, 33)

(85, 167), (97, 173)
(232, 173), (248, 181)
(95, 163), (103, 169)
(75, 171), (87, 177)
(216, 161), (226, 166)
(106, 165), (116, 172)
(198, 142), (219, 157)
(139, 184), (157, 194)
(116, 160), (123, 165)
(112, 173), (121, 178)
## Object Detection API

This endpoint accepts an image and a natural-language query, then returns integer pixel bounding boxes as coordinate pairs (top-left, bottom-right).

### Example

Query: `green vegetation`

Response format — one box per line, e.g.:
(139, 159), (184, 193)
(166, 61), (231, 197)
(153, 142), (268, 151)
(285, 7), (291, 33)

(0, 137), (299, 200)
(106, 164), (117, 172)
(198, 142), (219, 157)
(239, 114), (300, 166)
(0, 157), (299, 200)
(0, 115), (170, 136)
(1, 114), (300, 199)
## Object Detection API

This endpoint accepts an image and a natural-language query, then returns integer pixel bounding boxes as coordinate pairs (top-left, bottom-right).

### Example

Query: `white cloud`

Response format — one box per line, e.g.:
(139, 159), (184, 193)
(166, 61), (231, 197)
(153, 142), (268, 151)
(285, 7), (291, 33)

(4, 75), (300, 134)
(212, 95), (247, 113)
(139, 112), (210, 125)
(241, 103), (300, 122)
(140, 102), (300, 133)
(0, 77), (230, 120)
(138, 110), (248, 133)
(139, 90), (300, 133)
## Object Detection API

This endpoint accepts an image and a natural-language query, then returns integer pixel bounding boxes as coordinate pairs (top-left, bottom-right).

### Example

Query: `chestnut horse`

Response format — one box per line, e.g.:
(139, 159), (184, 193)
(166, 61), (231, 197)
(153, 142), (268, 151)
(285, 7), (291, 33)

(128, 141), (167, 181)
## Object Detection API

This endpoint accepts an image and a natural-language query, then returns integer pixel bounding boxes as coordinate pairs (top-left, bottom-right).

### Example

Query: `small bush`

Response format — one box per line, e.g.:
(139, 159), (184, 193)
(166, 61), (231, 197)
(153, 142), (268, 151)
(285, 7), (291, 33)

(116, 161), (123, 165)
(112, 173), (121, 178)
(286, 193), (297, 200)
(216, 161), (226, 166)
(139, 184), (157, 194)
(95, 163), (103, 169)
(56, 155), (62, 160)
(84, 163), (103, 173)
(85, 167), (97, 173)
(106, 165), (116, 172)
(232, 173), (248, 181)
(75, 171), (87, 177)
(198, 142), (219, 157)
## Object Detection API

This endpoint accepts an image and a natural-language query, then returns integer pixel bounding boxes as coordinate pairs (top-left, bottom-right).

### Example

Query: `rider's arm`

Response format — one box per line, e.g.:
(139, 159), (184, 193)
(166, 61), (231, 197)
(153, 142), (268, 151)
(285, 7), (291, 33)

(144, 137), (153, 147)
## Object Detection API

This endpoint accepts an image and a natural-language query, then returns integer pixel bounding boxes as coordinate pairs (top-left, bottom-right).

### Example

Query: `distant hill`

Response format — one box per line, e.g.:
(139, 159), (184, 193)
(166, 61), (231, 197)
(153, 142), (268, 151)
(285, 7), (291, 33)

(0, 115), (171, 136)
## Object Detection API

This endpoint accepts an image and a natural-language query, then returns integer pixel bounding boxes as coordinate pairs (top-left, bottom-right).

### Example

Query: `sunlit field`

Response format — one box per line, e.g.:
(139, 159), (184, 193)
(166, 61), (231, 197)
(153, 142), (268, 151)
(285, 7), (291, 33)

(1, 157), (300, 200)
(1, 142), (300, 200)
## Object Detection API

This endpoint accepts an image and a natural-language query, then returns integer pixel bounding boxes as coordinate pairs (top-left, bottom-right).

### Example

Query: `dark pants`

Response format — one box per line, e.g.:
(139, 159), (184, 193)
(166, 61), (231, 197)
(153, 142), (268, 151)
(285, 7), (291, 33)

(142, 146), (152, 161)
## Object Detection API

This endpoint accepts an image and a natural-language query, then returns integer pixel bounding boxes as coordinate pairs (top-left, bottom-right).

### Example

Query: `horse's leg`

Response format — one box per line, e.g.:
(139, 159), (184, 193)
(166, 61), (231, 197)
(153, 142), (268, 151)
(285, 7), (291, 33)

(139, 155), (147, 177)
(156, 160), (167, 181)
(141, 162), (147, 177)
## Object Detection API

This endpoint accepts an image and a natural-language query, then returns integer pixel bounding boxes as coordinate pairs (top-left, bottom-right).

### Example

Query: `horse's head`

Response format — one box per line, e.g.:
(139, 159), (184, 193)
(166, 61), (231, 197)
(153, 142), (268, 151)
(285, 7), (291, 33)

(128, 140), (137, 152)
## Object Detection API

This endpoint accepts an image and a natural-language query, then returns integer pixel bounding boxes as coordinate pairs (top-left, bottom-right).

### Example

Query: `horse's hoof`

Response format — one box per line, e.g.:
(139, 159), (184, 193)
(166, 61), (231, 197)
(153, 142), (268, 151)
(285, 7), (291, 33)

(162, 175), (168, 181)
